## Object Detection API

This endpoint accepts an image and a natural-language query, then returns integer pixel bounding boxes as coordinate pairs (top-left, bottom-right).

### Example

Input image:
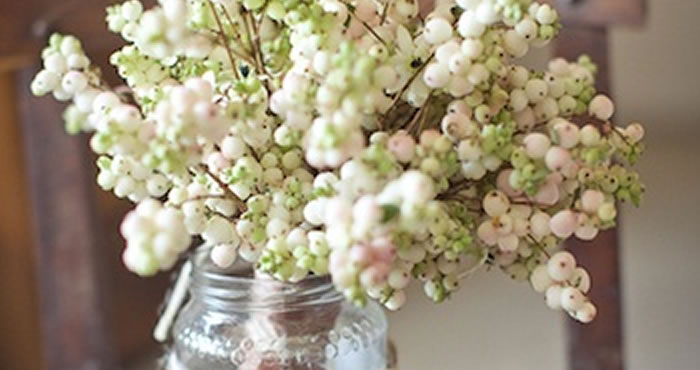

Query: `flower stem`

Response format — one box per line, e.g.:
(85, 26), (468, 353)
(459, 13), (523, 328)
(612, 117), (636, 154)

(239, 8), (274, 92)
(380, 0), (393, 25)
(207, 0), (243, 80)
(386, 52), (435, 115)
(526, 234), (552, 259)
(198, 164), (247, 212)
(405, 93), (432, 136)
(437, 179), (473, 200)
(341, 1), (387, 46)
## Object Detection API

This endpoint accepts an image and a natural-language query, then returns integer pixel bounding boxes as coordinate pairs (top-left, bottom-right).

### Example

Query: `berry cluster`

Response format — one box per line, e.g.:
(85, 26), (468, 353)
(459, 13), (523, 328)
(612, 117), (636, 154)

(531, 251), (596, 322)
(120, 199), (191, 276)
(32, 0), (646, 322)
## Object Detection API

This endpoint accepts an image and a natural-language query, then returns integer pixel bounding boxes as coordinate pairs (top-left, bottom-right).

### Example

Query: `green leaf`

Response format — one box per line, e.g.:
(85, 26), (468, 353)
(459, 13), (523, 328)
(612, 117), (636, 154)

(381, 204), (400, 223)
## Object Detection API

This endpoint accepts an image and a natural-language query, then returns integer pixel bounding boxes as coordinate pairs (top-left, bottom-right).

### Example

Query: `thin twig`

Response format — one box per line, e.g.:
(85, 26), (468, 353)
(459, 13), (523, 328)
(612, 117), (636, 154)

(303, 162), (319, 177)
(211, 30), (257, 65)
(248, 12), (275, 90)
(404, 93), (432, 135)
(605, 122), (634, 148)
(385, 15), (457, 117)
(210, 209), (239, 222)
(220, 6), (256, 57)
(442, 197), (481, 211)
(239, 8), (274, 92)
(416, 101), (431, 134)
(386, 52), (435, 114)
(114, 85), (138, 105)
(208, 0), (242, 79)
(391, 106), (419, 132)
(511, 199), (536, 206)
(198, 165), (247, 212)
(341, 1), (387, 46)
(240, 10), (263, 73)
(249, 148), (260, 162)
(526, 234), (552, 259)
(182, 194), (229, 203)
(256, 0), (271, 29)
(380, 0), (393, 25)
(376, 116), (386, 131)
(436, 179), (473, 200)
(246, 11), (266, 73)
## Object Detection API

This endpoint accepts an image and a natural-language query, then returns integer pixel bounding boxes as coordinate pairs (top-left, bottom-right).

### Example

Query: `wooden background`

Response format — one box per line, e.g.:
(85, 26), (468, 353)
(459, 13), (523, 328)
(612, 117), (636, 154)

(1, 2), (168, 369)
(0, 71), (43, 370)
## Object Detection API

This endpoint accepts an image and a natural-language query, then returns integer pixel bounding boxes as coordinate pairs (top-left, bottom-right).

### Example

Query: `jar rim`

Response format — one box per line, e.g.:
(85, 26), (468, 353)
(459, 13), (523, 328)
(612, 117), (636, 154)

(187, 247), (343, 311)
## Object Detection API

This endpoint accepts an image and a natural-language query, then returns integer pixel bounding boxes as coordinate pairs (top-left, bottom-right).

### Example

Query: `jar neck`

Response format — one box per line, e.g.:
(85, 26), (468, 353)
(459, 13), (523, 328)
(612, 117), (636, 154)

(188, 249), (343, 312)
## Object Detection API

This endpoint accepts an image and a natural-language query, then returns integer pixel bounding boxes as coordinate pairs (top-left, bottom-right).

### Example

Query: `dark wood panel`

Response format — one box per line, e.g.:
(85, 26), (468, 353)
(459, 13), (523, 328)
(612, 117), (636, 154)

(0, 2), (38, 56)
(0, 0), (118, 56)
(544, 0), (646, 27)
(555, 27), (624, 370)
(556, 27), (611, 94)
(14, 46), (169, 370)
(0, 73), (43, 370)
(17, 66), (118, 370)
(97, 190), (172, 366)
(5, 0), (169, 366)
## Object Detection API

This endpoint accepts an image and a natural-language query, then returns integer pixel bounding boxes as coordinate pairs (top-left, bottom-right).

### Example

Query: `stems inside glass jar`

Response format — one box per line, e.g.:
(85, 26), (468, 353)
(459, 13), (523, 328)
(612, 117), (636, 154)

(190, 248), (343, 369)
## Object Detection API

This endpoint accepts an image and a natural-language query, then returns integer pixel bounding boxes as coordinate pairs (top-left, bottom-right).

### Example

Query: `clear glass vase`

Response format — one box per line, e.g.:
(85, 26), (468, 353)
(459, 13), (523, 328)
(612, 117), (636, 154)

(168, 253), (389, 370)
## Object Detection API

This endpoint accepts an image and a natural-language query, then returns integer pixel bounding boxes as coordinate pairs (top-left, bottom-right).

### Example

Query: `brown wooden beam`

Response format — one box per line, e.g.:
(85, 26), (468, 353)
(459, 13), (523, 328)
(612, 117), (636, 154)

(543, 0), (645, 27)
(0, 0), (120, 57)
(0, 72), (43, 370)
(555, 27), (624, 370)
(17, 66), (117, 370)
(555, 27), (610, 94)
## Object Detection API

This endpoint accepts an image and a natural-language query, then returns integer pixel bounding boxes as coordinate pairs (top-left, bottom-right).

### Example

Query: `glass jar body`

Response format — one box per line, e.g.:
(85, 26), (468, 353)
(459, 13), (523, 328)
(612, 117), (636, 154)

(169, 259), (388, 369)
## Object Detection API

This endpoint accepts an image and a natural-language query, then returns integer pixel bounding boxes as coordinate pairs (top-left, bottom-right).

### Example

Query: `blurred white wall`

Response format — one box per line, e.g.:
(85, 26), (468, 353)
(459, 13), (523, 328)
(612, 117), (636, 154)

(389, 1), (700, 369)
(613, 1), (700, 369)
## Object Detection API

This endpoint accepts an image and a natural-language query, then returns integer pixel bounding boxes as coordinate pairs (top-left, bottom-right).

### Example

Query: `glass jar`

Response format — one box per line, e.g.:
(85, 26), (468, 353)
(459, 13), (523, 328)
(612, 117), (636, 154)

(168, 253), (389, 370)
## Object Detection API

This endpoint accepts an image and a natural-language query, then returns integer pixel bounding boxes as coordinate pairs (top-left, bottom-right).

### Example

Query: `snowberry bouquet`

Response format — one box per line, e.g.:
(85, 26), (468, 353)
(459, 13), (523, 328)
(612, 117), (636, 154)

(31, 0), (645, 323)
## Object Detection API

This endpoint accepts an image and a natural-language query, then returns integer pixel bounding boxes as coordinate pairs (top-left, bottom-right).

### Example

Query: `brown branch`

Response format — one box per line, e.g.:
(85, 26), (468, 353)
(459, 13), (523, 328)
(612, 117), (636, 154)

(604, 122), (634, 149)
(390, 106), (418, 132)
(183, 194), (229, 202)
(524, 114), (636, 156)
(209, 209), (238, 223)
(404, 93), (432, 135)
(436, 179), (473, 200)
(198, 164), (246, 213)
(526, 234), (552, 259)
(113, 85), (138, 105)
(238, 8), (274, 92)
(208, 0), (242, 80)
(239, 9), (262, 73)
(245, 11), (265, 72)
(303, 161), (319, 177)
(382, 16), (455, 120)
(386, 52), (435, 115)
(341, 1), (387, 46)
(416, 101), (431, 135)
(441, 196), (481, 211)
(256, 0), (272, 29)
(220, 6), (256, 57)
(211, 30), (257, 65)
(380, 0), (393, 25)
